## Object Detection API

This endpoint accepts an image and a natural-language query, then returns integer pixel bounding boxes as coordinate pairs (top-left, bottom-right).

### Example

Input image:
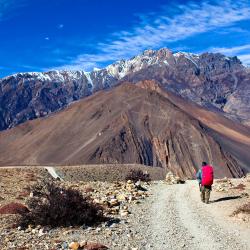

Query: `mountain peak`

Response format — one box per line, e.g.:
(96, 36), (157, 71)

(142, 48), (172, 57)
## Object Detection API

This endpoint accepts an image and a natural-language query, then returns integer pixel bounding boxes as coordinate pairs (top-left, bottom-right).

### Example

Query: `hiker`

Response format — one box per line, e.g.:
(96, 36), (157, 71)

(196, 162), (214, 204)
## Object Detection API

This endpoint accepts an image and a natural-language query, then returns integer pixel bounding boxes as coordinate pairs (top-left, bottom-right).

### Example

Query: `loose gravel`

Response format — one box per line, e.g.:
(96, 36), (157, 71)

(124, 181), (250, 250)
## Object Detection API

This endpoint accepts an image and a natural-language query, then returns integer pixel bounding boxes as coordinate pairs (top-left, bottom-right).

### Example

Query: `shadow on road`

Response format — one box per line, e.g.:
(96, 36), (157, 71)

(212, 196), (242, 203)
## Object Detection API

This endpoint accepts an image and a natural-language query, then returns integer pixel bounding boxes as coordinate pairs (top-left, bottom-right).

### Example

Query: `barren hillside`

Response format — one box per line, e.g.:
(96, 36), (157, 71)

(0, 81), (249, 178)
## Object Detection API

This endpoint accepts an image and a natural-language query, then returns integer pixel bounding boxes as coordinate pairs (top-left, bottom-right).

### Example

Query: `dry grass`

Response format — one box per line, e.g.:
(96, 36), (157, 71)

(232, 202), (250, 215)
(231, 184), (246, 191)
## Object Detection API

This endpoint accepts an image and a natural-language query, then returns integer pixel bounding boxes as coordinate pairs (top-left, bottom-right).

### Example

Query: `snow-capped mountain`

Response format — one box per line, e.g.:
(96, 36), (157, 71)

(0, 48), (249, 131)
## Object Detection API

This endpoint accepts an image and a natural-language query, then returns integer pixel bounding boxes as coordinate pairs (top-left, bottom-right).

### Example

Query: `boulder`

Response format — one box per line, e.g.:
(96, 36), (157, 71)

(69, 241), (80, 250)
(0, 202), (29, 214)
(109, 198), (119, 207)
(85, 242), (108, 250)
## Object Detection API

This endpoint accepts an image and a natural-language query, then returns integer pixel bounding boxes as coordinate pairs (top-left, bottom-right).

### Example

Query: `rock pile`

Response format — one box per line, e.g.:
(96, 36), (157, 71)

(0, 180), (151, 249)
(165, 172), (185, 185)
(214, 178), (234, 192)
(89, 180), (150, 217)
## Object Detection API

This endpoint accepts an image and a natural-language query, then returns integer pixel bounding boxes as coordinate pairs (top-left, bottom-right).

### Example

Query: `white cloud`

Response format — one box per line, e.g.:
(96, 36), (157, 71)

(45, 37), (50, 41)
(238, 54), (250, 65)
(210, 45), (250, 55)
(51, 0), (250, 71)
(58, 24), (64, 29)
(209, 44), (250, 65)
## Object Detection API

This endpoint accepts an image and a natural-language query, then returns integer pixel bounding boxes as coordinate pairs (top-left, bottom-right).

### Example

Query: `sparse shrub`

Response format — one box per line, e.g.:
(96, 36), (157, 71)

(125, 169), (151, 182)
(216, 178), (229, 183)
(19, 181), (104, 227)
(232, 202), (250, 215)
(231, 184), (246, 191)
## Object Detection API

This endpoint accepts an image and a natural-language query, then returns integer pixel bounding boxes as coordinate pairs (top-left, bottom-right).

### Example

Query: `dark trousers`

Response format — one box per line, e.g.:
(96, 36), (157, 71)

(200, 185), (211, 203)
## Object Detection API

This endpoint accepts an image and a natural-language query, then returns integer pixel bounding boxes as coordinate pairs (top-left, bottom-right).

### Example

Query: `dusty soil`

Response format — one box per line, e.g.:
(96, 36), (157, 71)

(0, 167), (249, 249)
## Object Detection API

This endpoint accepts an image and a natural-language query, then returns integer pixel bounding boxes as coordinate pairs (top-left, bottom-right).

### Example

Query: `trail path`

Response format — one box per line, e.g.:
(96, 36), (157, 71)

(127, 181), (250, 250)
(44, 167), (63, 181)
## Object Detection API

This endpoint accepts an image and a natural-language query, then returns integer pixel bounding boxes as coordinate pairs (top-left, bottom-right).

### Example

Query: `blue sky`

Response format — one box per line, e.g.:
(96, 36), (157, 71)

(0, 0), (250, 78)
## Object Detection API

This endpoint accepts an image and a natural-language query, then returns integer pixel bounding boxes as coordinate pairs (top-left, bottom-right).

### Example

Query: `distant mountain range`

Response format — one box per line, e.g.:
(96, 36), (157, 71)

(1, 48), (250, 131)
(0, 80), (248, 177)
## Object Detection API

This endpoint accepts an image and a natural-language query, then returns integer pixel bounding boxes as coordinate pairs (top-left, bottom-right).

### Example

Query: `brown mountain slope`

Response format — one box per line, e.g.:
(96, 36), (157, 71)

(0, 82), (247, 178)
(137, 80), (250, 173)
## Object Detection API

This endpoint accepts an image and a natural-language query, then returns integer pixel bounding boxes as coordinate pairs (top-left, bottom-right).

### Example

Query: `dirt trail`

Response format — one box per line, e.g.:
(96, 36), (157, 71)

(128, 181), (250, 250)
(44, 166), (63, 180)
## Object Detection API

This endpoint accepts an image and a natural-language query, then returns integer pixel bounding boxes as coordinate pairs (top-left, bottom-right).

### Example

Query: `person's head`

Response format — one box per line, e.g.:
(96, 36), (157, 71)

(202, 161), (207, 167)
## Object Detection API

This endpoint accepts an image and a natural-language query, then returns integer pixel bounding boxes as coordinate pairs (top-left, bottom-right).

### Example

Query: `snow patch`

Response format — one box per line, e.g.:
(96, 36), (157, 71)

(84, 72), (93, 86)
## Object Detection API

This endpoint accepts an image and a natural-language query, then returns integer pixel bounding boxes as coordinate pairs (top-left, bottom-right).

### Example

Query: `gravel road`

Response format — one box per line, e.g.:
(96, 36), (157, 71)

(126, 181), (250, 250)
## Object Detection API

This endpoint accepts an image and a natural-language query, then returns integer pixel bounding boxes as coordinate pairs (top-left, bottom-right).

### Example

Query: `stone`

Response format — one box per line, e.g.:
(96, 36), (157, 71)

(128, 196), (134, 203)
(0, 202), (29, 214)
(120, 210), (129, 217)
(79, 240), (87, 247)
(117, 194), (127, 201)
(134, 200), (141, 204)
(94, 199), (101, 204)
(69, 241), (80, 250)
(38, 228), (46, 237)
(62, 242), (68, 249)
(85, 242), (108, 250)
(109, 198), (119, 207)
(122, 205), (128, 211)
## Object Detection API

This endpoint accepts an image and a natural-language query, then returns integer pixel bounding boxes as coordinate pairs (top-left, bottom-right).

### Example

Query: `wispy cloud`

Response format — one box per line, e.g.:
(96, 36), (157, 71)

(210, 45), (250, 55)
(0, 0), (12, 19)
(52, 0), (250, 71)
(238, 54), (250, 65)
(58, 24), (64, 29)
(0, 0), (26, 21)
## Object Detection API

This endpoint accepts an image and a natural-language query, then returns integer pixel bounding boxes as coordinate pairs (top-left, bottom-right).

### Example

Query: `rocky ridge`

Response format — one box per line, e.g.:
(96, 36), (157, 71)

(1, 48), (250, 131)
